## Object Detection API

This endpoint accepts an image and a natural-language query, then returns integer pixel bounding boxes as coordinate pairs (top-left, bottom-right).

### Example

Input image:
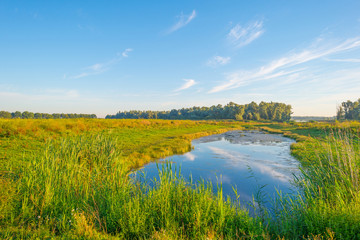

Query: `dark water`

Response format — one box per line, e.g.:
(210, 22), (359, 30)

(134, 130), (300, 207)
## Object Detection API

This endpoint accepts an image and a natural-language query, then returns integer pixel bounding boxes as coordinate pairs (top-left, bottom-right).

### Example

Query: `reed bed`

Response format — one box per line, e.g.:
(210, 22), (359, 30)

(1, 134), (265, 239)
(269, 130), (360, 239)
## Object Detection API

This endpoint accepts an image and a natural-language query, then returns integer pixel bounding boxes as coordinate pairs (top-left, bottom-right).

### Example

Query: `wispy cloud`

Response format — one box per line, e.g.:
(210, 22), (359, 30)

(71, 62), (109, 79)
(209, 37), (360, 93)
(207, 56), (231, 67)
(69, 48), (133, 79)
(325, 58), (360, 63)
(121, 48), (133, 57)
(167, 10), (196, 34)
(175, 79), (197, 91)
(227, 21), (264, 48)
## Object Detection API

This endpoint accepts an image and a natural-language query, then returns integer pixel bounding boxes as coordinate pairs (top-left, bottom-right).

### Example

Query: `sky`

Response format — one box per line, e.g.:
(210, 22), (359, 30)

(1, 0), (360, 117)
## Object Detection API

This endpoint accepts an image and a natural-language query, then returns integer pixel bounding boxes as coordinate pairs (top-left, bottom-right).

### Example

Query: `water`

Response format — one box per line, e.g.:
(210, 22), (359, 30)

(134, 130), (300, 207)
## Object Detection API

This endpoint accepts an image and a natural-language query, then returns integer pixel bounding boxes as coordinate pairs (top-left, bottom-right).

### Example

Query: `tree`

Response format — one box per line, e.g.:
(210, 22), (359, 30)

(339, 99), (360, 120)
(34, 113), (43, 119)
(235, 113), (243, 120)
(0, 111), (12, 119)
(12, 111), (22, 118)
(106, 101), (292, 121)
(22, 111), (34, 119)
(42, 113), (53, 119)
(259, 102), (269, 120)
(336, 106), (345, 120)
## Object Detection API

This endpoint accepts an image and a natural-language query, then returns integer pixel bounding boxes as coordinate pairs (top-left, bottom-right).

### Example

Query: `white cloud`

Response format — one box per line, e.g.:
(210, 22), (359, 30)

(167, 10), (196, 34)
(69, 48), (133, 79)
(325, 58), (360, 63)
(175, 79), (197, 91)
(207, 56), (231, 67)
(89, 63), (103, 71)
(227, 21), (264, 48)
(209, 37), (360, 93)
(208, 146), (292, 182)
(184, 152), (196, 161)
(122, 48), (133, 57)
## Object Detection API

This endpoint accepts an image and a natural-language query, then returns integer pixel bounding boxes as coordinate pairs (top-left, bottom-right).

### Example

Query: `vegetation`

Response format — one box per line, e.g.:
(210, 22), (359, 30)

(106, 101), (292, 122)
(336, 98), (360, 120)
(291, 116), (335, 121)
(262, 122), (360, 239)
(1, 118), (360, 239)
(0, 111), (97, 119)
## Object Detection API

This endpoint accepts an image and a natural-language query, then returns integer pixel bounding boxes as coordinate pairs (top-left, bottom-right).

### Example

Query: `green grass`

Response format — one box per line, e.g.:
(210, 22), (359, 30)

(0, 130), (265, 239)
(1, 119), (360, 239)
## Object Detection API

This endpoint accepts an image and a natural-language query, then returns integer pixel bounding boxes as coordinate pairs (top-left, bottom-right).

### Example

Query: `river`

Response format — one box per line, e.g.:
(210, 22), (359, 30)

(134, 130), (300, 208)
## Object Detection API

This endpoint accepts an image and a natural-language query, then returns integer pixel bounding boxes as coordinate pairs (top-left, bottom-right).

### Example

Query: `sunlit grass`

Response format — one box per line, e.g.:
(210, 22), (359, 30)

(1, 133), (265, 239)
(1, 119), (360, 238)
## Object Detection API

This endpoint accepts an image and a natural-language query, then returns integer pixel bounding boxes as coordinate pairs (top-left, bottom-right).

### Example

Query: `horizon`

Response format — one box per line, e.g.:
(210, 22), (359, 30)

(1, 1), (360, 118)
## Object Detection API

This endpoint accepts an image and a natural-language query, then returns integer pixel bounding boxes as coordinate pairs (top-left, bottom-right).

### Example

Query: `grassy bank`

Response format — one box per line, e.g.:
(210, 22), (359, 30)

(260, 123), (360, 239)
(1, 119), (360, 239)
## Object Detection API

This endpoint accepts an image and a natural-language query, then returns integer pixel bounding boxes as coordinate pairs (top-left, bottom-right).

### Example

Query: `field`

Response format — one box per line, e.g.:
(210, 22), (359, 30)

(1, 119), (360, 239)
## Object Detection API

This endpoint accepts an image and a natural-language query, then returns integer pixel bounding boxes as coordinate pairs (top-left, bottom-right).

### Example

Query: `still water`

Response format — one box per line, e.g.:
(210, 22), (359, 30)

(136, 130), (300, 206)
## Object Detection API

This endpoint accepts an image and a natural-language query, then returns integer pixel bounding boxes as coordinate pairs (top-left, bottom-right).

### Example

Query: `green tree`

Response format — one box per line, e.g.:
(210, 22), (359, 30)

(42, 113), (53, 119)
(22, 111), (34, 119)
(0, 111), (12, 119)
(336, 106), (345, 120)
(12, 111), (22, 118)
(259, 102), (269, 120)
(34, 113), (43, 119)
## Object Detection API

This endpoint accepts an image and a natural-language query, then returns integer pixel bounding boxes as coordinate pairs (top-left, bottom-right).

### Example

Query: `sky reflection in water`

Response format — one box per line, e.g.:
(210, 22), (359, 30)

(137, 130), (300, 206)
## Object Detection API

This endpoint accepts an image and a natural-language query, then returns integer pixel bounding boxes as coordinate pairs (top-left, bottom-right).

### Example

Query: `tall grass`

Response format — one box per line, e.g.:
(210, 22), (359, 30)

(269, 130), (360, 239)
(1, 133), (266, 239)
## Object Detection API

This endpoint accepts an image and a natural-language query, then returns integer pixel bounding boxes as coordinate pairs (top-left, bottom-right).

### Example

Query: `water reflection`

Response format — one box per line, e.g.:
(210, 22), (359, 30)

(136, 130), (299, 207)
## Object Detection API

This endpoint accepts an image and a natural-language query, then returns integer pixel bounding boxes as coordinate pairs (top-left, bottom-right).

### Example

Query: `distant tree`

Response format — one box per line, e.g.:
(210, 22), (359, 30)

(336, 106), (345, 120)
(259, 102), (269, 120)
(253, 112), (260, 120)
(106, 101), (292, 121)
(0, 111), (12, 119)
(235, 113), (243, 120)
(12, 111), (22, 118)
(22, 111), (34, 119)
(34, 113), (43, 119)
(1, 110), (96, 119)
(339, 99), (360, 120)
(42, 113), (53, 119)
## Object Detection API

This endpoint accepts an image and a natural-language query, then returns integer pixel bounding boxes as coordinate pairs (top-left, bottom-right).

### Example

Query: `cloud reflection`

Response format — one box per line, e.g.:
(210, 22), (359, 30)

(208, 146), (291, 183)
(184, 152), (196, 161)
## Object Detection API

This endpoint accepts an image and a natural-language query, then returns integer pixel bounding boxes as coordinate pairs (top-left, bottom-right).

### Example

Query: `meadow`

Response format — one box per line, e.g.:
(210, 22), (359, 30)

(0, 119), (359, 239)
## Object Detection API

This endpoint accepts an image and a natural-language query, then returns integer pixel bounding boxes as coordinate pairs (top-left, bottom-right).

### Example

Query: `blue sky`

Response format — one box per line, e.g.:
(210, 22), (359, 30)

(1, 0), (360, 117)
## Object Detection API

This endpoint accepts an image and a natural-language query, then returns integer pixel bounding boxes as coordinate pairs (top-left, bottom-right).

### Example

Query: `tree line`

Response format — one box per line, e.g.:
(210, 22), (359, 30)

(106, 101), (292, 121)
(336, 99), (360, 120)
(0, 111), (97, 119)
